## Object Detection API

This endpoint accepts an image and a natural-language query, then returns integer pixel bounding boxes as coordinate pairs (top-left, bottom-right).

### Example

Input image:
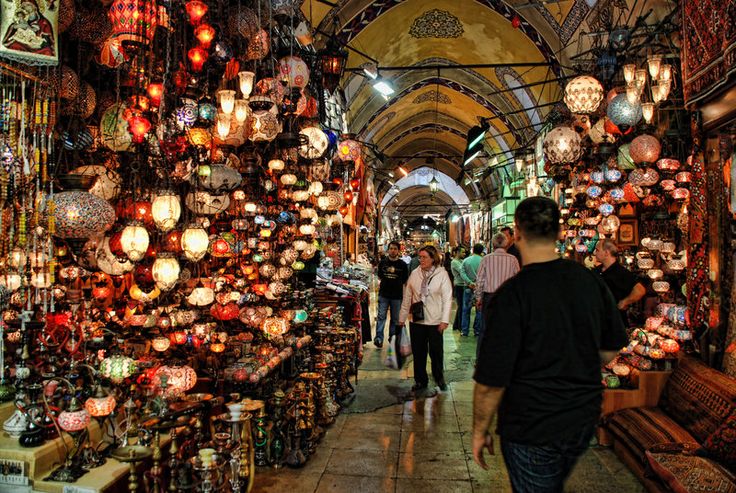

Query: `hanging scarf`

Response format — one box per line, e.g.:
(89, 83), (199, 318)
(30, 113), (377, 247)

(420, 266), (436, 300)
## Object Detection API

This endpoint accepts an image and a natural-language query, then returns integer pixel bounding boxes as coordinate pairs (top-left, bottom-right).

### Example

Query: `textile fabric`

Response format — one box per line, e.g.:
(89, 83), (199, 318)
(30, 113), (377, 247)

(659, 357), (736, 443)
(646, 451), (736, 493)
(604, 406), (699, 462)
(703, 411), (736, 472)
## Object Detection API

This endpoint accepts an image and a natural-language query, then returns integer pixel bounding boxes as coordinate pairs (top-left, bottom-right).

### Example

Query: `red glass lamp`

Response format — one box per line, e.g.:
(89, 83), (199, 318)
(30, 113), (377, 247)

(128, 115), (151, 144)
(185, 0), (208, 25)
(194, 24), (215, 49)
(188, 46), (208, 72)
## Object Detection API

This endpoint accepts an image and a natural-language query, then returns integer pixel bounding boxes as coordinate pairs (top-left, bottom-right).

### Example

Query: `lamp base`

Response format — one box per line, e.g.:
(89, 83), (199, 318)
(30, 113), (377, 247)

(46, 463), (87, 483)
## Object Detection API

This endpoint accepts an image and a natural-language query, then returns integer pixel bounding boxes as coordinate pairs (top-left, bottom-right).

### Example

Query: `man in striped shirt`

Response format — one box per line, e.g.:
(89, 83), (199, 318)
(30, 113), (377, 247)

(475, 232), (520, 356)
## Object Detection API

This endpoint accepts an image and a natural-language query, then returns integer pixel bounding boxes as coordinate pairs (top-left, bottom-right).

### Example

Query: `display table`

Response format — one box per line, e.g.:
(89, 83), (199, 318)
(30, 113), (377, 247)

(0, 402), (170, 493)
(598, 370), (672, 445)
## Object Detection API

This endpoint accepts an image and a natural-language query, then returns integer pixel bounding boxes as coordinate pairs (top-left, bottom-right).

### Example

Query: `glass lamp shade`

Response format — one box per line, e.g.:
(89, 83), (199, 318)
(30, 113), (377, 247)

(152, 254), (180, 291)
(30, 272), (52, 288)
(642, 102), (655, 124)
(660, 179), (676, 191)
(308, 182), (323, 196)
(637, 258), (655, 269)
(268, 159), (285, 172)
(543, 126), (583, 165)
(600, 215), (620, 234)
(154, 365), (197, 396)
(589, 118), (616, 145)
(234, 99), (249, 123)
(292, 190), (310, 202)
(628, 167), (660, 187)
(216, 115), (231, 140)
(120, 223), (149, 262)
(151, 193), (181, 232)
(672, 188), (690, 200)
(71, 165), (122, 201)
(263, 317), (290, 336)
(108, 0), (158, 46)
(200, 165), (242, 193)
(249, 110), (281, 142)
(238, 71), (255, 98)
(188, 286), (214, 306)
(657, 158), (680, 171)
(99, 355), (137, 384)
(58, 407), (91, 432)
(299, 223), (316, 235)
(278, 55), (310, 88)
(217, 90), (236, 115)
(299, 127), (329, 159)
(607, 94), (643, 131)
(0, 272), (21, 292)
(623, 64), (636, 84)
(564, 75), (604, 114)
(53, 189), (116, 240)
(335, 137), (361, 162)
(676, 171), (692, 183)
(293, 239), (309, 251)
(152, 336), (171, 352)
(280, 174), (298, 186)
(84, 394), (116, 418)
(629, 134), (661, 164)
(652, 281), (670, 293)
(647, 269), (664, 280)
(181, 225), (209, 261)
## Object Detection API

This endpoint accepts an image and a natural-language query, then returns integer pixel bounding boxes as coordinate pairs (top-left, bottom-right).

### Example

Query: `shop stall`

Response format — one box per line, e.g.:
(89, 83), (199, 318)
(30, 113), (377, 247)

(0, 1), (366, 490)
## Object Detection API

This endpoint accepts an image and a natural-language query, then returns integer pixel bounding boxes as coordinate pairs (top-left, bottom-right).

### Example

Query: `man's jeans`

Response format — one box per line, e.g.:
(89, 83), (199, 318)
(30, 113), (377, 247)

(500, 423), (596, 493)
(453, 285), (465, 330)
(375, 296), (402, 342)
(461, 287), (482, 336)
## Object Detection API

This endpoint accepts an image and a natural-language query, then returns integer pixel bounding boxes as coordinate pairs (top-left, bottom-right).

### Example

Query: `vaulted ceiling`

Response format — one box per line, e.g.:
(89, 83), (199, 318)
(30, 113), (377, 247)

(301, 0), (673, 221)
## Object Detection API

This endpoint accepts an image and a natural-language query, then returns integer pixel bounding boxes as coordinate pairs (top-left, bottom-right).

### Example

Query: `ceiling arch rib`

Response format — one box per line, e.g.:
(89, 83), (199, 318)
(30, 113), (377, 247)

(355, 77), (525, 143)
(381, 167), (470, 207)
(345, 57), (536, 141)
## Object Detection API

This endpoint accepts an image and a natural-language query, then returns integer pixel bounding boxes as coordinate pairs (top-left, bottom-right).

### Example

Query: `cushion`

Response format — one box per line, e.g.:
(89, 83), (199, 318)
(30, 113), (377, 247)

(660, 357), (736, 443)
(605, 407), (698, 462)
(646, 450), (736, 493)
(703, 411), (736, 472)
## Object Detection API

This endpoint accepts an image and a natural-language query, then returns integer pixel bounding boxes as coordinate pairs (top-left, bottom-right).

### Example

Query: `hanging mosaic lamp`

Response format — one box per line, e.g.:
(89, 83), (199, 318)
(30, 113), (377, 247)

(108, 0), (158, 46)
(52, 175), (116, 252)
(120, 222), (149, 262)
(335, 136), (361, 162)
(564, 75), (604, 114)
(629, 134), (661, 165)
(299, 127), (329, 159)
(99, 355), (137, 384)
(607, 94), (642, 132)
(278, 55), (310, 88)
(543, 126), (583, 165)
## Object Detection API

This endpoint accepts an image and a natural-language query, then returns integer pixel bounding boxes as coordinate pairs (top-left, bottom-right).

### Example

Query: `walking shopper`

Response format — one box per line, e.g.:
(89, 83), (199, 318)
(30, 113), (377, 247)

(374, 241), (409, 348)
(474, 232), (519, 356)
(501, 226), (522, 264)
(472, 197), (627, 493)
(450, 246), (467, 331)
(460, 243), (484, 337)
(594, 238), (646, 326)
(399, 245), (453, 393)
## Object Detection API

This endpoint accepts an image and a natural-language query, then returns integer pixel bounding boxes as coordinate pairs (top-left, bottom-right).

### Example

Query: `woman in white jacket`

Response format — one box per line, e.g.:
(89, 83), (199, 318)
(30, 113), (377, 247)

(399, 245), (453, 392)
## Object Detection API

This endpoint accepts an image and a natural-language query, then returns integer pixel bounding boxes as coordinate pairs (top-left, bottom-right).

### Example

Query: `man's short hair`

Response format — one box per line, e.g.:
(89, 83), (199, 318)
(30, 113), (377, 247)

(453, 246), (464, 255)
(500, 226), (513, 234)
(514, 196), (560, 244)
(387, 241), (401, 250)
(472, 243), (485, 255)
(597, 238), (619, 258)
(492, 232), (509, 250)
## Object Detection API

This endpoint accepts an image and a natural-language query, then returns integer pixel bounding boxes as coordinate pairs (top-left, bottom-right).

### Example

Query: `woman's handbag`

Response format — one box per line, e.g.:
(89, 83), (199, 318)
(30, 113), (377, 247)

(410, 301), (424, 321)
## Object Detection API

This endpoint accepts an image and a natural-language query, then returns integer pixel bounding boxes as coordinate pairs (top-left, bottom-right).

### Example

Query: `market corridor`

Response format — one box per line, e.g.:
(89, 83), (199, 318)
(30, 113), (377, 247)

(252, 303), (645, 493)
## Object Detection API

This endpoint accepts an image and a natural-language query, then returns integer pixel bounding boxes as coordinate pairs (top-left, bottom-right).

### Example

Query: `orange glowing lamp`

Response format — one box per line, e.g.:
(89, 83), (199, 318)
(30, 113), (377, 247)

(147, 82), (163, 107)
(185, 0), (208, 25)
(128, 115), (151, 144)
(194, 24), (215, 49)
(188, 46), (208, 72)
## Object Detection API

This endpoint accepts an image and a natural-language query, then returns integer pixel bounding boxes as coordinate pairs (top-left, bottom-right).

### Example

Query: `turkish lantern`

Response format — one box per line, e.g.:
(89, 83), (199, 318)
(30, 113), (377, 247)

(188, 46), (208, 72)
(152, 253), (180, 291)
(108, 0), (158, 46)
(151, 192), (181, 232)
(185, 0), (208, 25)
(194, 23), (215, 49)
(58, 401), (91, 432)
(85, 392), (117, 418)
(181, 225), (209, 261)
(564, 76), (604, 114)
(120, 222), (149, 262)
(147, 82), (163, 107)
(543, 126), (583, 165)
(629, 134), (661, 165)
(127, 115), (151, 144)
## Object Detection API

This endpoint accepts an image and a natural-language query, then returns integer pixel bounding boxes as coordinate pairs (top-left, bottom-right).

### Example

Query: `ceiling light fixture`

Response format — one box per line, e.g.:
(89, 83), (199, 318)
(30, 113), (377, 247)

(373, 78), (395, 98)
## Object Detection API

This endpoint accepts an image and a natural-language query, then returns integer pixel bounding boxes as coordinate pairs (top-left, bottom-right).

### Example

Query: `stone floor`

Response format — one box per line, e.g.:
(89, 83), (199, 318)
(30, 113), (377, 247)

(252, 297), (646, 493)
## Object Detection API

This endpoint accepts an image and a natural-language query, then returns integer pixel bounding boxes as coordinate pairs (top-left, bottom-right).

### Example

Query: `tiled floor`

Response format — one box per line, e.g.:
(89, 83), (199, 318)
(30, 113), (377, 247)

(252, 298), (646, 493)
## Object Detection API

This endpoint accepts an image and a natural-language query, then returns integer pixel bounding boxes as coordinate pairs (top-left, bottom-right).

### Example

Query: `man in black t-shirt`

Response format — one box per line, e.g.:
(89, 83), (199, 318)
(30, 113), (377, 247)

(472, 197), (627, 493)
(593, 238), (646, 326)
(374, 241), (409, 348)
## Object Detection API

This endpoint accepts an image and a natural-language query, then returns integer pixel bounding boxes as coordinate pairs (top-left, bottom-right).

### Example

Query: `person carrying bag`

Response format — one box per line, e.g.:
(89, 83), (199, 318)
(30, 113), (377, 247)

(398, 245), (453, 393)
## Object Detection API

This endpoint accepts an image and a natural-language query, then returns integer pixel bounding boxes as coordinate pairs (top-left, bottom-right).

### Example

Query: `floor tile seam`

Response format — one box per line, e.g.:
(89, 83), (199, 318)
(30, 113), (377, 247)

(312, 448), (335, 493)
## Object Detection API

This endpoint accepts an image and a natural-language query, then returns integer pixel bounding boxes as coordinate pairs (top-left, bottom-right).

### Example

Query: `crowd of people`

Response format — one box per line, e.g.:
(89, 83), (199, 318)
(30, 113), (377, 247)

(372, 196), (647, 492)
